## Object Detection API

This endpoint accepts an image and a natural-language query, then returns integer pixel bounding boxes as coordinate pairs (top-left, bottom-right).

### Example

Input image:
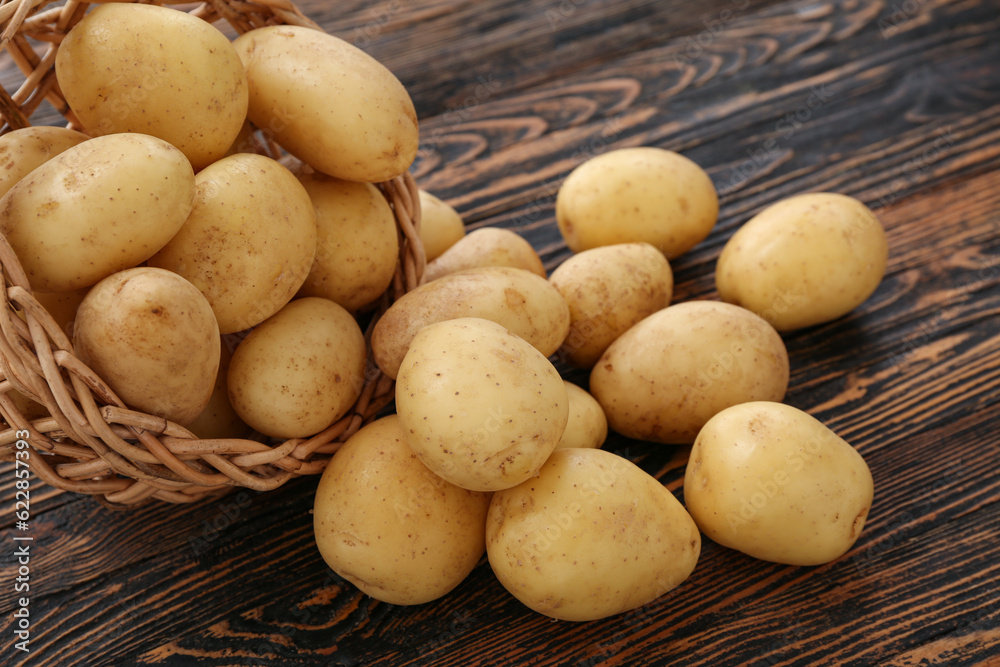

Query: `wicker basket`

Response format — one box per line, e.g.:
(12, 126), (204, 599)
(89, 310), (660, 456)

(0, 0), (424, 508)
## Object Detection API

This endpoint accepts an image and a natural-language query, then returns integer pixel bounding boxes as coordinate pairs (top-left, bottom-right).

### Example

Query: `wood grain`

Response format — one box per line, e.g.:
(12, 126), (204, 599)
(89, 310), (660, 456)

(1, 0), (999, 665)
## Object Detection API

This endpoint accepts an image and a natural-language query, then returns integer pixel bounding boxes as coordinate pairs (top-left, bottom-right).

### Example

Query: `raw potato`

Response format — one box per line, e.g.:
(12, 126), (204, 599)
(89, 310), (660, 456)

(73, 268), (220, 426)
(233, 26), (418, 182)
(55, 3), (248, 169)
(372, 267), (571, 379)
(313, 415), (491, 605)
(28, 289), (88, 339)
(423, 227), (546, 283)
(556, 147), (718, 259)
(486, 448), (701, 621)
(419, 189), (465, 261)
(227, 297), (365, 439)
(6, 390), (48, 424)
(224, 120), (258, 157)
(0, 133), (195, 292)
(590, 301), (789, 444)
(396, 318), (569, 492)
(296, 172), (399, 312)
(684, 401), (874, 566)
(716, 192), (889, 331)
(0, 126), (88, 198)
(149, 153), (317, 334)
(550, 242), (673, 368)
(186, 343), (251, 440)
(557, 382), (608, 450)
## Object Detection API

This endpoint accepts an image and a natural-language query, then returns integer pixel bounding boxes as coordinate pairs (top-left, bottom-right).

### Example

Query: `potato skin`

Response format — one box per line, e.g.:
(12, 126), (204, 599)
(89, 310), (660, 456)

(684, 401), (874, 566)
(423, 227), (546, 283)
(556, 147), (718, 258)
(556, 382), (608, 450)
(233, 26), (418, 182)
(550, 242), (673, 368)
(590, 301), (789, 444)
(0, 133), (195, 293)
(73, 267), (220, 426)
(419, 189), (465, 261)
(0, 126), (88, 199)
(55, 3), (247, 169)
(716, 192), (888, 331)
(296, 172), (399, 312)
(372, 267), (570, 379)
(227, 297), (366, 439)
(149, 153), (317, 334)
(186, 343), (251, 440)
(31, 289), (87, 339)
(396, 318), (569, 492)
(313, 415), (491, 605)
(486, 448), (701, 621)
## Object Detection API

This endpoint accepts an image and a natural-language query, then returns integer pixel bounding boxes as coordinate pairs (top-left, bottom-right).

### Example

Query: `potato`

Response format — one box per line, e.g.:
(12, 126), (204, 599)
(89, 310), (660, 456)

(149, 153), (317, 334)
(233, 25), (418, 182)
(396, 318), (569, 492)
(55, 3), (248, 170)
(73, 267), (220, 425)
(486, 448), (701, 621)
(4, 389), (48, 425)
(224, 120), (261, 157)
(419, 189), (465, 261)
(295, 172), (399, 312)
(0, 133), (195, 293)
(372, 267), (570, 379)
(186, 343), (251, 440)
(550, 242), (673, 368)
(557, 382), (607, 450)
(684, 401), (874, 566)
(556, 147), (718, 259)
(0, 126), (89, 199)
(716, 192), (889, 331)
(313, 415), (491, 605)
(227, 297), (365, 439)
(25, 289), (88, 340)
(590, 301), (789, 444)
(423, 227), (546, 283)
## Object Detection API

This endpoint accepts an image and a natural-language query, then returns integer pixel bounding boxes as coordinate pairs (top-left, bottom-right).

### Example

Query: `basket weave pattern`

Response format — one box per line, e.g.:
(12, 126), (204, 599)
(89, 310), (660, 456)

(0, 0), (425, 507)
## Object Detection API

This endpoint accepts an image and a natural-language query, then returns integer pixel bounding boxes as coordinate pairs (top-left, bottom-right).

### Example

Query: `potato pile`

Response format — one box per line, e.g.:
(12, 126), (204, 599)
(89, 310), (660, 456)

(0, 3), (418, 437)
(0, 2), (886, 626)
(315, 145), (886, 622)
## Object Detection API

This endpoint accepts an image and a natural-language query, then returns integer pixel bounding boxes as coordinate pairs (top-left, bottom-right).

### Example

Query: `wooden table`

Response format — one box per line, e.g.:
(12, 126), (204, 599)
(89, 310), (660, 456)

(3, 0), (1000, 664)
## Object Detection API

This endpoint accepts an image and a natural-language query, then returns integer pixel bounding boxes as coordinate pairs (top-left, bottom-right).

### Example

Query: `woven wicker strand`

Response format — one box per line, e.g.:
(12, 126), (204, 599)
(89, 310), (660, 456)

(0, 0), (424, 508)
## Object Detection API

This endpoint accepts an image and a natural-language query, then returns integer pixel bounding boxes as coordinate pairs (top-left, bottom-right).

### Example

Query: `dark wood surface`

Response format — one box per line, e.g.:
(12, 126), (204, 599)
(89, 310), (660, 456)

(3, 0), (1000, 665)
